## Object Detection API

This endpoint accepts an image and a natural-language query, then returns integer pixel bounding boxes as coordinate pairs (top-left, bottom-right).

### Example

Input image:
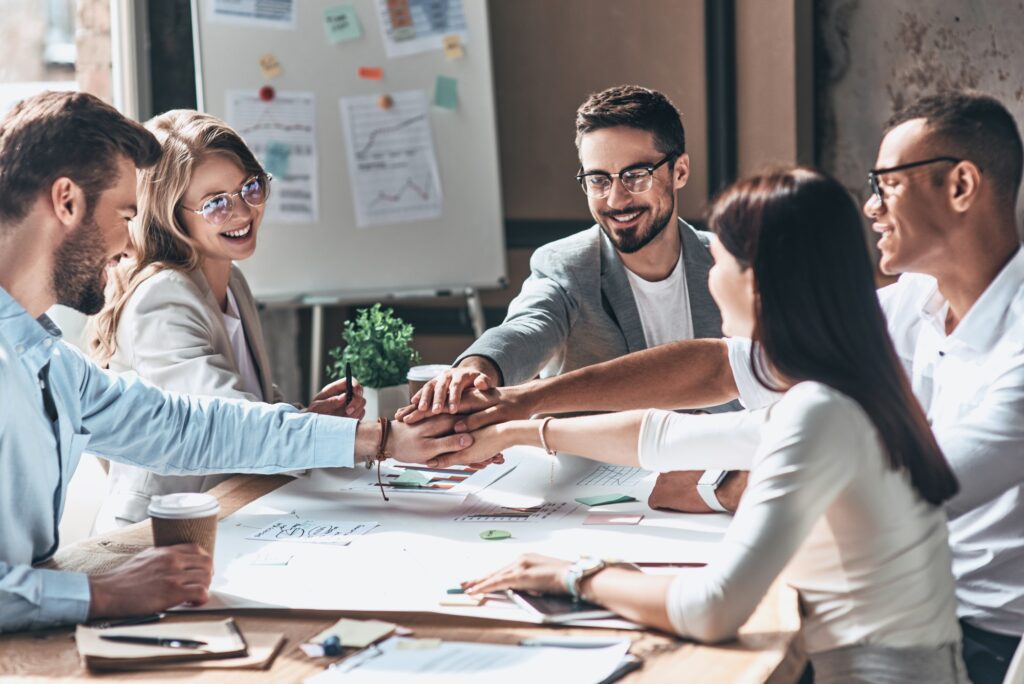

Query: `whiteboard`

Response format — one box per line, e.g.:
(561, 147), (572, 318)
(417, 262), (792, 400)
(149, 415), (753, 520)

(192, 0), (505, 302)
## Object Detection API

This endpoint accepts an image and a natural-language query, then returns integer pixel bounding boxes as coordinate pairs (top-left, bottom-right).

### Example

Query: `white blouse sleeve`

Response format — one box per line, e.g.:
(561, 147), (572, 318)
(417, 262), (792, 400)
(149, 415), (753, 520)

(637, 408), (765, 471)
(655, 383), (864, 642)
(726, 337), (785, 410)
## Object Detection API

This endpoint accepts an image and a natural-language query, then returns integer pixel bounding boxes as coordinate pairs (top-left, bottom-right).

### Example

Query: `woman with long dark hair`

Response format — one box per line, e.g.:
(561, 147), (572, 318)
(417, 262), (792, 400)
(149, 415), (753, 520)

(442, 168), (966, 682)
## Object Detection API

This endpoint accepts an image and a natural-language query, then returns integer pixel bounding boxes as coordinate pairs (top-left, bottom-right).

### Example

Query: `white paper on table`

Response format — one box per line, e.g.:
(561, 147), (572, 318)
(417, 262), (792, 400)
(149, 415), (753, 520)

(338, 90), (443, 228)
(305, 636), (630, 684)
(225, 89), (318, 223)
(373, 0), (469, 59)
(337, 455), (517, 500)
(244, 518), (378, 546)
(208, 0), (296, 29)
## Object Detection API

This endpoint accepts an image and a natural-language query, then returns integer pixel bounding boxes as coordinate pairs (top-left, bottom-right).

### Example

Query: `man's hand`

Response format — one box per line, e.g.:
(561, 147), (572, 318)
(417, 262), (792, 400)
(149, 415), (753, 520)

(399, 384), (537, 434)
(648, 471), (749, 513)
(461, 553), (572, 597)
(305, 377), (366, 419)
(388, 414), (476, 464)
(409, 366), (495, 415)
(87, 544), (213, 619)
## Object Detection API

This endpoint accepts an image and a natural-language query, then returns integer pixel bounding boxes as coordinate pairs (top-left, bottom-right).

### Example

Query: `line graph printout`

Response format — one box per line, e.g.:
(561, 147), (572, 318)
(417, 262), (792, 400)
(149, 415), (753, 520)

(339, 90), (443, 228)
(575, 465), (652, 489)
(374, 0), (469, 59)
(453, 500), (577, 524)
(225, 90), (318, 223)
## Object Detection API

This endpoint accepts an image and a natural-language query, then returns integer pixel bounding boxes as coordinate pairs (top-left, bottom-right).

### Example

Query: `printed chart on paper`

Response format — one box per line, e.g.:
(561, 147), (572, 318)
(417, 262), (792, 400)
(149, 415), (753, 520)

(225, 89), (318, 223)
(575, 465), (651, 489)
(339, 90), (443, 227)
(374, 0), (469, 58)
(453, 500), (577, 523)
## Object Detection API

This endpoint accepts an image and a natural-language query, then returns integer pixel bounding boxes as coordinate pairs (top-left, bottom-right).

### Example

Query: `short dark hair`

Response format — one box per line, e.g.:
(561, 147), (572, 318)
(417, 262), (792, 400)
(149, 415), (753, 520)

(0, 91), (161, 224)
(886, 91), (1023, 203)
(575, 85), (685, 157)
(709, 167), (959, 507)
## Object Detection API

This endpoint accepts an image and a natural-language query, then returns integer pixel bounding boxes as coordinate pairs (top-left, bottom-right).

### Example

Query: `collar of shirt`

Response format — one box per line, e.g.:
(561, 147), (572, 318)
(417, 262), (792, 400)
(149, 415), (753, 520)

(0, 286), (63, 376)
(917, 245), (1024, 354)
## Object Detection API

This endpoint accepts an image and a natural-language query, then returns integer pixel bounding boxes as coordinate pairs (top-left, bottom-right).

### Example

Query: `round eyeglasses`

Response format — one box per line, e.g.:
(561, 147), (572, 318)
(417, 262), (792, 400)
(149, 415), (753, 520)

(181, 174), (272, 226)
(576, 155), (675, 199)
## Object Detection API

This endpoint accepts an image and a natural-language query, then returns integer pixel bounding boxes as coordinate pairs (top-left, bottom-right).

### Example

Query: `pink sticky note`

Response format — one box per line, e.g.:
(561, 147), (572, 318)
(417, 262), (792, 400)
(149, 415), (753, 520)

(583, 512), (644, 526)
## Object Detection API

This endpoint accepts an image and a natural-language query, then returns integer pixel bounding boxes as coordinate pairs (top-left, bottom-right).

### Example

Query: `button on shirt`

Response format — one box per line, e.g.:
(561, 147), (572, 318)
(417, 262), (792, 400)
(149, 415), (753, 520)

(727, 245), (1024, 636)
(0, 286), (357, 633)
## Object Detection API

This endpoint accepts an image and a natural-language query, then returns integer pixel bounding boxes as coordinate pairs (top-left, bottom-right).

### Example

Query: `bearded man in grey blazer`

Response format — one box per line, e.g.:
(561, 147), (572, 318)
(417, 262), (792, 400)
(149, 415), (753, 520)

(410, 85), (726, 415)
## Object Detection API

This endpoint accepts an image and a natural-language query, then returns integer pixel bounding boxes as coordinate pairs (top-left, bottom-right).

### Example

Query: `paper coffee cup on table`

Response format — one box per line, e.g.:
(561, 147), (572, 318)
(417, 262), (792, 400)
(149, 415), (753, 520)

(148, 492), (221, 555)
(407, 364), (451, 398)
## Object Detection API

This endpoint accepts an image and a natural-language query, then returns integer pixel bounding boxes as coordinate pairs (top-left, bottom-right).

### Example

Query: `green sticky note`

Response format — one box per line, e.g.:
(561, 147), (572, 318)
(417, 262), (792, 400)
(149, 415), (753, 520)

(480, 529), (511, 540)
(575, 493), (637, 507)
(391, 470), (431, 488)
(446, 587), (465, 594)
(323, 4), (363, 45)
(263, 141), (290, 178)
(434, 75), (458, 111)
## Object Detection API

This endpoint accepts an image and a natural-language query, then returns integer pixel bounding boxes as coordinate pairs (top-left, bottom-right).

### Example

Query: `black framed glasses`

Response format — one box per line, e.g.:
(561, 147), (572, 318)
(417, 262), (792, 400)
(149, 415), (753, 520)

(576, 154), (675, 199)
(181, 173), (272, 226)
(867, 157), (960, 205)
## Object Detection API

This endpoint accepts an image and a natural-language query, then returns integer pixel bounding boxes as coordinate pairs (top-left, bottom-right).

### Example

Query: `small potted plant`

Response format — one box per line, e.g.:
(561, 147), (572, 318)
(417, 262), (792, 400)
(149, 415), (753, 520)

(328, 303), (421, 420)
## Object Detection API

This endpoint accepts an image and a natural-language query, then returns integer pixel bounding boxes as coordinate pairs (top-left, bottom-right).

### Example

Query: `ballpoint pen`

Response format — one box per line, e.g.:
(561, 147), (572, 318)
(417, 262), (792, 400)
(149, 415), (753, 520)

(345, 362), (353, 406)
(99, 634), (208, 649)
(91, 613), (166, 629)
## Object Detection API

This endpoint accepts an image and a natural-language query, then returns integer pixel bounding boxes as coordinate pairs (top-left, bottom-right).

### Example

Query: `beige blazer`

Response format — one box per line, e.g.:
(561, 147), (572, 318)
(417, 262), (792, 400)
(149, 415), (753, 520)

(94, 264), (285, 530)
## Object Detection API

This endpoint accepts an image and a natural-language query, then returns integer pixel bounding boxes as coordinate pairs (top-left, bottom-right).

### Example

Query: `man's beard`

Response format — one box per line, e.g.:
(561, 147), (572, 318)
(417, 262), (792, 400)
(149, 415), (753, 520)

(52, 213), (109, 315)
(598, 201), (675, 254)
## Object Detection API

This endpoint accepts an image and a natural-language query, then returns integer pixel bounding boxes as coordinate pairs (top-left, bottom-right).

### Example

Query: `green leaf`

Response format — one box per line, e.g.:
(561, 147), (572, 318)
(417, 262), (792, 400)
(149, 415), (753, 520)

(325, 303), (421, 388)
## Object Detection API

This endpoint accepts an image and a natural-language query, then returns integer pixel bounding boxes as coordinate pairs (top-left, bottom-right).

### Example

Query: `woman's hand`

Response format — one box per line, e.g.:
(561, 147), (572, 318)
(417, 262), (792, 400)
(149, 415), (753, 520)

(461, 553), (572, 596)
(306, 377), (365, 418)
(425, 423), (519, 468)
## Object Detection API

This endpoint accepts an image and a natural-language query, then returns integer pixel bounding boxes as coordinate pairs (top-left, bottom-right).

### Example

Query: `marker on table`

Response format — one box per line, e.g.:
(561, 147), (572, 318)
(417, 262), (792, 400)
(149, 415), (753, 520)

(345, 361), (353, 407)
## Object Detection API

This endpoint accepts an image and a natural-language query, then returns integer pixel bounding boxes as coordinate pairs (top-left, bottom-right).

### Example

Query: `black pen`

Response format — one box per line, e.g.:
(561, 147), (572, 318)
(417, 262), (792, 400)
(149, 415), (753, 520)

(99, 634), (208, 649)
(345, 361), (353, 406)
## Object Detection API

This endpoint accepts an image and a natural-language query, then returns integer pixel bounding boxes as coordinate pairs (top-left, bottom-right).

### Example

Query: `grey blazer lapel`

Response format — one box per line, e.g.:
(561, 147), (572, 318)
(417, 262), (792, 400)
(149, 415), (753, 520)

(598, 229), (648, 354)
(679, 220), (723, 339)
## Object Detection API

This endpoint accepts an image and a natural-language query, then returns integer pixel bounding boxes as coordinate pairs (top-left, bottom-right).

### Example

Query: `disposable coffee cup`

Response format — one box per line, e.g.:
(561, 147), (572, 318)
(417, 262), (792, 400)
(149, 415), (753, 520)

(407, 364), (451, 399)
(148, 492), (221, 556)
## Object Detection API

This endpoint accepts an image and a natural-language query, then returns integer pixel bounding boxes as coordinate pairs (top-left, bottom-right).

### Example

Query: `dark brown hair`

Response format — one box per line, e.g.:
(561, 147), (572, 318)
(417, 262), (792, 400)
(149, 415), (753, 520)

(0, 91), (161, 224)
(575, 85), (685, 158)
(709, 167), (959, 506)
(886, 91), (1023, 203)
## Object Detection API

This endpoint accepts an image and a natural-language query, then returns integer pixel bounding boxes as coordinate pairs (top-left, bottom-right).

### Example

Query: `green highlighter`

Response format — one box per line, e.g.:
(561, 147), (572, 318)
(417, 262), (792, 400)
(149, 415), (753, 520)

(575, 493), (637, 507)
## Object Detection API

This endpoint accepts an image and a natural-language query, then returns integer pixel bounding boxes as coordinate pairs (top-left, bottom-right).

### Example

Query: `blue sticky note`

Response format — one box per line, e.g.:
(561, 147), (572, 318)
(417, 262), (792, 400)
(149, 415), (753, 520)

(323, 5), (363, 45)
(434, 75), (458, 111)
(263, 141), (290, 178)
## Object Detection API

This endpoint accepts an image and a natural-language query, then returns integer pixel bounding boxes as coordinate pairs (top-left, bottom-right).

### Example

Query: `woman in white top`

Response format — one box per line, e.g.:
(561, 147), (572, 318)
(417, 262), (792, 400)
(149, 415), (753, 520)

(437, 168), (967, 682)
(88, 110), (368, 529)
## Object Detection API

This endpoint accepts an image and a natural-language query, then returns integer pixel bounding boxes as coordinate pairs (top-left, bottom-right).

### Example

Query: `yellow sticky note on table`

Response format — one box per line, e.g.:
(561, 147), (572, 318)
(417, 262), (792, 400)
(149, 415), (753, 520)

(311, 618), (395, 648)
(259, 53), (282, 79)
(442, 34), (464, 60)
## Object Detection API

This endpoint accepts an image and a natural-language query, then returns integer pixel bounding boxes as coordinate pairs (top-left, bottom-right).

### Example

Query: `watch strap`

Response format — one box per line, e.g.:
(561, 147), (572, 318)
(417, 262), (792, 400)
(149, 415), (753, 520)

(697, 474), (729, 513)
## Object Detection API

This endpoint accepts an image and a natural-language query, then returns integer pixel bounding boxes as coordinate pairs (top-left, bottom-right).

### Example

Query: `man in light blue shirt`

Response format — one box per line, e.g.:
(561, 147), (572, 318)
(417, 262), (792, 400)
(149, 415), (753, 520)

(0, 91), (473, 633)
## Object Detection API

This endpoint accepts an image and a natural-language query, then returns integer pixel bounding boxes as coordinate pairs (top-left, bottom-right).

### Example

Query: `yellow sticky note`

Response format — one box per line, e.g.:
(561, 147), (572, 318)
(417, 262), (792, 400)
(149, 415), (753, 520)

(442, 34), (464, 60)
(259, 53), (282, 79)
(311, 618), (395, 648)
(439, 593), (483, 607)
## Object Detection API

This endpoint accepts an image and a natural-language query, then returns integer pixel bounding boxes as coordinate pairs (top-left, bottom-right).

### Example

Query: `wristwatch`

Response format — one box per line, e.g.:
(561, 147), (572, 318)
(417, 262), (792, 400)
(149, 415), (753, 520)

(697, 469), (729, 513)
(564, 556), (607, 601)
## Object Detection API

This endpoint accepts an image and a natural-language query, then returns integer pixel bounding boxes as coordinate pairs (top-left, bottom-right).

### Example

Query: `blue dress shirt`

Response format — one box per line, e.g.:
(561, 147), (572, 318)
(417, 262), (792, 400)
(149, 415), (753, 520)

(0, 286), (356, 633)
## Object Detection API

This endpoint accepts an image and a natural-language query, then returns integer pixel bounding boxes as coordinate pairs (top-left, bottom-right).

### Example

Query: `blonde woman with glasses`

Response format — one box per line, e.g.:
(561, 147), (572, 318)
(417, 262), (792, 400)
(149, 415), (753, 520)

(88, 110), (365, 530)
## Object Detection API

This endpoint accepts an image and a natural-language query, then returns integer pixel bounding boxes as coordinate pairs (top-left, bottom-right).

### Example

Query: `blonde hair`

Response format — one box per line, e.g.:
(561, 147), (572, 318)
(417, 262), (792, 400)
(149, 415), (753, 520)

(88, 109), (264, 366)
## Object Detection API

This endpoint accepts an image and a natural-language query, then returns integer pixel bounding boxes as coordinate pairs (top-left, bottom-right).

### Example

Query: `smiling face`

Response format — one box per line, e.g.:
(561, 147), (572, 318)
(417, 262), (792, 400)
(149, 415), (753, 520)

(863, 119), (952, 276)
(578, 126), (687, 255)
(179, 153), (263, 265)
(707, 235), (756, 338)
(52, 154), (138, 314)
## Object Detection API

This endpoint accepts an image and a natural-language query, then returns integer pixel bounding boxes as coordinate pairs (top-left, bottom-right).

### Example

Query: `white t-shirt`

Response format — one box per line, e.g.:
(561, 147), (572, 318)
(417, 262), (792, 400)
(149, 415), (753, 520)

(222, 288), (262, 399)
(624, 254), (695, 347)
(639, 381), (961, 653)
(727, 246), (1024, 636)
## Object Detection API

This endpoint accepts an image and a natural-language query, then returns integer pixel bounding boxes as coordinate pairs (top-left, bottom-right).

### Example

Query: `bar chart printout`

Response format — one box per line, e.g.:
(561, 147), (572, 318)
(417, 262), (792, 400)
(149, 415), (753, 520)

(339, 90), (444, 228)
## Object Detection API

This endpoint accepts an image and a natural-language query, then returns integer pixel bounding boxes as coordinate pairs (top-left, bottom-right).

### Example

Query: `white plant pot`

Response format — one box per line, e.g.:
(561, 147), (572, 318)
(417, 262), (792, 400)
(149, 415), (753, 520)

(362, 384), (410, 421)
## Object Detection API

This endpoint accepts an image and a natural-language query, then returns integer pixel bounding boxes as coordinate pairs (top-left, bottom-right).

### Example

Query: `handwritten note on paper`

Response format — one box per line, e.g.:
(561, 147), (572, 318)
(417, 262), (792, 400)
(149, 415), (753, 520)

(323, 5), (363, 44)
(245, 518), (378, 546)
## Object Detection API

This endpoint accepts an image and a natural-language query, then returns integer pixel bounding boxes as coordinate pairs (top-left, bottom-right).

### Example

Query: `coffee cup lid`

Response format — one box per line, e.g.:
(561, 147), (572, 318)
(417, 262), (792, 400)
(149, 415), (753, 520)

(147, 492), (221, 519)
(407, 364), (451, 382)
